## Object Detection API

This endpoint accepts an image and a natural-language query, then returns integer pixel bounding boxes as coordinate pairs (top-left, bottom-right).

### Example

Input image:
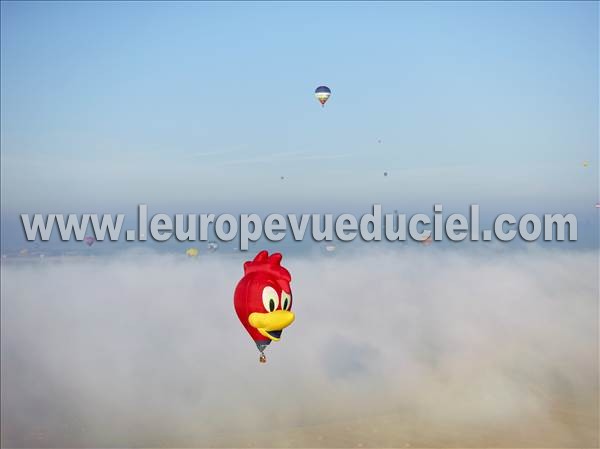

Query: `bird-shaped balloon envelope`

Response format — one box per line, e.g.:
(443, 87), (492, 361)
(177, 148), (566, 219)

(234, 251), (295, 363)
(314, 86), (331, 107)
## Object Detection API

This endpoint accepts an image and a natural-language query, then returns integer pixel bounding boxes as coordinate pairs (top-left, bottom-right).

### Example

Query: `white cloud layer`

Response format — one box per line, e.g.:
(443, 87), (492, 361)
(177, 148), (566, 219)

(1, 248), (598, 447)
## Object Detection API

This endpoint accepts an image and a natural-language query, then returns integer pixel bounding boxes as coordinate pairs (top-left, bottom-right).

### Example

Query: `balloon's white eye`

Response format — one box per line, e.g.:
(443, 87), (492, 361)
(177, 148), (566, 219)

(262, 286), (279, 312)
(281, 291), (291, 310)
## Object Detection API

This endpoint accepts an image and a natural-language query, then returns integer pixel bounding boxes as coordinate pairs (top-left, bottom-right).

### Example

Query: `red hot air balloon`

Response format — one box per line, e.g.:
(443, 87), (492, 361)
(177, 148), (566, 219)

(233, 251), (295, 363)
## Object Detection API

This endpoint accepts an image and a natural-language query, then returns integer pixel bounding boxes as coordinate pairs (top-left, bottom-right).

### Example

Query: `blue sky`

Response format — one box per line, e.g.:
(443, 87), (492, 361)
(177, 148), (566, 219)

(1, 2), (598, 218)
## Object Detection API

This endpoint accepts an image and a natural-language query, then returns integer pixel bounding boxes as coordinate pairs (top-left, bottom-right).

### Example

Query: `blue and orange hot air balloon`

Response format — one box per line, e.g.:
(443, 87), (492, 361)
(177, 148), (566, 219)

(314, 85), (331, 107)
(233, 251), (295, 363)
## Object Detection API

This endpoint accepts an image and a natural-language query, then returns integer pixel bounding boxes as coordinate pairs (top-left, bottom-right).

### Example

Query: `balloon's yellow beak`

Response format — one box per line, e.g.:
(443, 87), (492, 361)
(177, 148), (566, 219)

(248, 310), (295, 341)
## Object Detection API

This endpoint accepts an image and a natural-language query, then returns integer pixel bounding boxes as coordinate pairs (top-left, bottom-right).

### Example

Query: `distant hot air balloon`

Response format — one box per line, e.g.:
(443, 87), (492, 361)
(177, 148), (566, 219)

(383, 171), (388, 177)
(596, 203), (600, 208)
(207, 241), (219, 253)
(186, 247), (199, 257)
(84, 236), (95, 247)
(583, 161), (590, 168)
(314, 86), (331, 107)
(324, 243), (336, 253)
(420, 236), (433, 246)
